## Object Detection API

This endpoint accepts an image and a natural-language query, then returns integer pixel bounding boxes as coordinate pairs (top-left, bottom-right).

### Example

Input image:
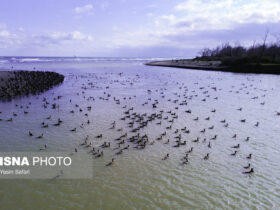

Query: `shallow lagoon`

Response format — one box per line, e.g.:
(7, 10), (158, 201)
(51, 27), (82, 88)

(0, 58), (279, 209)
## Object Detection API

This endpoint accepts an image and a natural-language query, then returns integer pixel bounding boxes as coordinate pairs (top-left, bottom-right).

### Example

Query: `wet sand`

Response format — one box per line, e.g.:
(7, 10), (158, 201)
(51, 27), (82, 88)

(0, 70), (64, 101)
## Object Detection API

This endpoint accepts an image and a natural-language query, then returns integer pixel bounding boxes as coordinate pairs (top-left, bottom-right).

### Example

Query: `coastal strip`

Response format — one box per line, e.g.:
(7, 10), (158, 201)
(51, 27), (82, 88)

(0, 70), (64, 101)
(146, 60), (280, 74)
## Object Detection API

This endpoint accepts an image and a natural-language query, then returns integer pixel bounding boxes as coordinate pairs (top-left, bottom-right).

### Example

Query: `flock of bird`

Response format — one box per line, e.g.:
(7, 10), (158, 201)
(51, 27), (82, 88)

(0, 70), (64, 101)
(0, 69), (278, 175)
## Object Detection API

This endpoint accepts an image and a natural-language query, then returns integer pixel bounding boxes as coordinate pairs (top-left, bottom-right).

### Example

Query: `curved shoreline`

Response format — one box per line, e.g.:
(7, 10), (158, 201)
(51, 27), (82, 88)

(146, 60), (280, 75)
(0, 70), (64, 101)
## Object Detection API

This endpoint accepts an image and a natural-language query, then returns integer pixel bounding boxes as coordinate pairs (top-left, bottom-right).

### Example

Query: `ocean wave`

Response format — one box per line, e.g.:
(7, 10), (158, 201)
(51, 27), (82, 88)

(0, 57), (169, 64)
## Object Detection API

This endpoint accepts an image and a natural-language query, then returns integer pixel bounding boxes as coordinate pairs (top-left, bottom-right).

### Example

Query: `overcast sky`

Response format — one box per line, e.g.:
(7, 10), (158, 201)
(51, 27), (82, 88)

(0, 0), (280, 57)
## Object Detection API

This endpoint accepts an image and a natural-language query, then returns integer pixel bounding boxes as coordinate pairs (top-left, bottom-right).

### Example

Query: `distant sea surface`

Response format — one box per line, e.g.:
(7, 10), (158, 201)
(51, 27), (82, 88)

(0, 57), (279, 209)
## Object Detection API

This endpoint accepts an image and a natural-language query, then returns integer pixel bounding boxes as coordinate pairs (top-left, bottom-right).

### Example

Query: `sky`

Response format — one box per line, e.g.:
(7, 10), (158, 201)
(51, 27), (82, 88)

(0, 0), (280, 57)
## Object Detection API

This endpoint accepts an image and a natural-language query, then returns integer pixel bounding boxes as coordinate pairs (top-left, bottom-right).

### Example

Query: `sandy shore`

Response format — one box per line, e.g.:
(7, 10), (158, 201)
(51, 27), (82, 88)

(146, 60), (225, 70)
(146, 60), (280, 74)
(0, 70), (64, 101)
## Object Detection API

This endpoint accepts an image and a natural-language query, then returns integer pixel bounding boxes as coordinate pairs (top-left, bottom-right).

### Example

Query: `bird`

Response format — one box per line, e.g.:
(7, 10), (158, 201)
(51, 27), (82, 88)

(232, 144), (240, 149)
(106, 158), (115, 166)
(42, 123), (49, 128)
(162, 153), (169, 160)
(186, 147), (193, 154)
(231, 151), (237, 156)
(203, 153), (209, 160)
(40, 144), (47, 151)
(242, 168), (254, 174)
(164, 139), (169, 144)
(243, 163), (251, 169)
(96, 134), (103, 138)
(36, 133), (44, 139)
(246, 153), (252, 159)
(192, 137), (199, 143)
(181, 158), (188, 165)
(115, 150), (123, 155)
(95, 151), (104, 158)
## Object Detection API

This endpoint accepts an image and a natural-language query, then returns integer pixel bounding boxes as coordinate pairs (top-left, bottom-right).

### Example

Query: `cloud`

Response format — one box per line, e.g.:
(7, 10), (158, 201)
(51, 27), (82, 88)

(112, 45), (195, 58)
(1, 0), (280, 57)
(0, 26), (96, 55)
(74, 4), (93, 15)
(109, 0), (280, 57)
(174, 0), (280, 30)
(0, 29), (22, 50)
(0, 30), (10, 37)
(32, 31), (93, 46)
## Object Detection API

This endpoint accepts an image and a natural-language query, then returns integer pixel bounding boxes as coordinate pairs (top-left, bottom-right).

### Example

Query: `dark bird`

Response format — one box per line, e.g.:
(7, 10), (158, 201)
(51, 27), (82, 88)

(243, 163), (251, 169)
(164, 139), (169, 144)
(246, 153), (252, 159)
(115, 150), (123, 155)
(186, 147), (193, 154)
(232, 144), (240, 149)
(162, 153), (169, 160)
(95, 151), (104, 158)
(231, 151), (237, 156)
(106, 158), (115, 166)
(36, 133), (44, 139)
(243, 168), (254, 174)
(203, 153), (209, 160)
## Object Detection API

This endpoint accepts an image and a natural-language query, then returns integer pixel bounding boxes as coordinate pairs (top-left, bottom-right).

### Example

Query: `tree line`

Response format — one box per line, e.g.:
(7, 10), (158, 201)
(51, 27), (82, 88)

(195, 32), (280, 65)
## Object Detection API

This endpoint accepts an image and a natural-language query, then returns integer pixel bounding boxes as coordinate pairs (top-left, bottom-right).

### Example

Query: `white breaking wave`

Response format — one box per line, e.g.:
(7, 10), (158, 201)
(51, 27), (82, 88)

(0, 56), (170, 64)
